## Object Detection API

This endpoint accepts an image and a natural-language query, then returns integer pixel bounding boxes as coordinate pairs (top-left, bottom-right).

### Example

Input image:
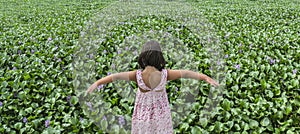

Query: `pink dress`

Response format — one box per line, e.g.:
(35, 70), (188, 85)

(131, 69), (173, 134)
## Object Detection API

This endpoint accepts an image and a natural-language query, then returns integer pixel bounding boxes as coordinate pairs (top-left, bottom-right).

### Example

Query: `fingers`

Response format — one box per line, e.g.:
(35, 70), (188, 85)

(214, 81), (220, 87)
(212, 80), (220, 87)
(209, 79), (220, 87)
(86, 83), (97, 94)
(86, 86), (95, 94)
(86, 89), (92, 94)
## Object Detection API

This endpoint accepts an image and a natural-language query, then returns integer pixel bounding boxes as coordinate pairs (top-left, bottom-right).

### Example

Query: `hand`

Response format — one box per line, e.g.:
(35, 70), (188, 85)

(86, 83), (98, 94)
(206, 78), (220, 87)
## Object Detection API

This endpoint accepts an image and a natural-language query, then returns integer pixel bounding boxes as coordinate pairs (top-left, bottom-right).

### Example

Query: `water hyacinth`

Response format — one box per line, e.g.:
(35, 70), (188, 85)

(117, 49), (122, 55)
(175, 87), (178, 92)
(107, 72), (111, 76)
(224, 54), (228, 58)
(67, 96), (71, 102)
(13, 67), (16, 70)
(31, 50), (35, 54)
(164, 32), (171, 37)
(133, 50), (138, 55)
(89, 53), (94, 59)
(118, 116), (125, 126)
(103, 50), (107, 54)
(18, 50), (21, 55)
(269, 59), (276, 65)
(111, 64), (115, 69)
(48, 37), (52, 41)
(235, 64), (240, 70)
(97, 84), (104, 91)
(80, 117), (83, 122)
(45, 120), (50, 127)
(23, 117), (27, 123)
(0, 101), (2, 107)
(67, 96), (73, 106)
(86, 102), (93, 111)
(102, 115), (107, 121)
(238, 43), (242, 47)
(224, 32), (230, 38)
(125, 46), (129, 51)
(293, 69), (297, 75)
(207, 37), (211, 43)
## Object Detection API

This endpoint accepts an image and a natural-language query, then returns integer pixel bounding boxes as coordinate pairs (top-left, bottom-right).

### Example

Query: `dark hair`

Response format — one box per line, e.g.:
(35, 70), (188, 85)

(138, 41), (166, 71)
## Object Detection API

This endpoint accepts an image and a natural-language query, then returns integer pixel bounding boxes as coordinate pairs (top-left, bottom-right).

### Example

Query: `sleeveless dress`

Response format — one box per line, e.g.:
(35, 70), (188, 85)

(131, 69), (173, 134)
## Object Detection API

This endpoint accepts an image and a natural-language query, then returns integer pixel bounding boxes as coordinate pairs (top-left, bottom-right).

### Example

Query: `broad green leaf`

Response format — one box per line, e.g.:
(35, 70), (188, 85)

(260, 79), (267, 89)
(226, 121), (234, 129)
(25, 107), (33, 114)
(286, 104), (292, 115)
(222, 99), (231, 111)
(14, 122), (22, 130)
(287, 130), (295, 134)
(199, 118), (208, 128)
(260, 117), (270, 126)
(191, 126), (201, 134)
(2, 81), (8, 88)
(70, 96), (79, 105)
(180, 123), (189, 131)
(249, 119), (259, 128)
(234, 124), (241, 131)
(214, 121), (223, 132)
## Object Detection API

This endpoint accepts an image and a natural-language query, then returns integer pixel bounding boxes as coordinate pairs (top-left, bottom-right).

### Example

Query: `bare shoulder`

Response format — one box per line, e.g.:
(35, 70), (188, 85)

(128, 70), (137, 82)
(112, 70), (137, 82)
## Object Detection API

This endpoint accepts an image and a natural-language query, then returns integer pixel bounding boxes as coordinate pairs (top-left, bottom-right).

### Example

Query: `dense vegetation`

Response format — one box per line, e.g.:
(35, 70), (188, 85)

(0, 0), (299, 133)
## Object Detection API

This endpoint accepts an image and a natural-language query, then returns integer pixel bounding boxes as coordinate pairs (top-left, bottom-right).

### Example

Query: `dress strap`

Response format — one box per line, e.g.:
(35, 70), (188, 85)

(136, 69), (151, 91)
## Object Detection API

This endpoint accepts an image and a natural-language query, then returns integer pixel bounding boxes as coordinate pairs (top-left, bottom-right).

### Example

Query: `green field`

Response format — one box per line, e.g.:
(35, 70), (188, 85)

(0, 0), (299, 133)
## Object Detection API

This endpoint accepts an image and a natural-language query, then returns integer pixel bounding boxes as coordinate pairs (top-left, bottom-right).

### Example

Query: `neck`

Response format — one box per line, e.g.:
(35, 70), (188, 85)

(145, 66), (158, 71)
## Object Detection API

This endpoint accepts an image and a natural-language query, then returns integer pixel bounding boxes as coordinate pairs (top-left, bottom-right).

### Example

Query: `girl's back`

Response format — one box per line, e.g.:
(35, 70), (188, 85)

(138, 66), (164, 92)
(132, 66), (173, 134)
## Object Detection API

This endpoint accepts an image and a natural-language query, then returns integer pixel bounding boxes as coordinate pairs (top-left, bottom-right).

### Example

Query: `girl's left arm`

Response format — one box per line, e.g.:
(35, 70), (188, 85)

(87, 70), (137, 94)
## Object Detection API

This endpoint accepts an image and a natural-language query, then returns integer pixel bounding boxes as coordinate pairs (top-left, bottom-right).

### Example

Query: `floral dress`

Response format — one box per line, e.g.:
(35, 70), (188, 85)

(131, 69), (173, 134)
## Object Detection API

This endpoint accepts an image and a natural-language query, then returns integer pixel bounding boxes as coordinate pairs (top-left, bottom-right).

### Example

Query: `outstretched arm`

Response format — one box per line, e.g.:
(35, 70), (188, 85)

(87, 70), (137, 94)
(167, 70), (219, 87)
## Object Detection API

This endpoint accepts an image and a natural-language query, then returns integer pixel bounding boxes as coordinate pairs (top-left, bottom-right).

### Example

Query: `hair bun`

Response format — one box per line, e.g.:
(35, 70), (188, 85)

(141, 40), (162, 53)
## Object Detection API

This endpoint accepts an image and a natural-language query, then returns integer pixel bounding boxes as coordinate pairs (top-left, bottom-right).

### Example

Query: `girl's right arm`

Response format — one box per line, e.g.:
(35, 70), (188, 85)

(86, 70), (137, 94)
(167, 69), (220, 87)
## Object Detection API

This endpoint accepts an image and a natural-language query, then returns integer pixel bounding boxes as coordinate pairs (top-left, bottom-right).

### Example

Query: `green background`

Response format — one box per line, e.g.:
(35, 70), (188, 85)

(0, 0), (299, 133)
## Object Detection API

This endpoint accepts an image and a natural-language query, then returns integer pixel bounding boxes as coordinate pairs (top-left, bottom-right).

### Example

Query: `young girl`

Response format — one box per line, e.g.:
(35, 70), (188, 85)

(87, 40), (219, 134)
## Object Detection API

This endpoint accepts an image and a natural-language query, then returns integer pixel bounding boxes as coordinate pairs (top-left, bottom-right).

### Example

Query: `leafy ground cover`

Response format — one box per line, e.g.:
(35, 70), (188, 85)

(0, 0), (299, 133)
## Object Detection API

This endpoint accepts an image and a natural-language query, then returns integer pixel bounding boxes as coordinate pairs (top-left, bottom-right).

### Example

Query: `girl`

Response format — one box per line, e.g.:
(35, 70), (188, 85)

(87, 40), (219, 134)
